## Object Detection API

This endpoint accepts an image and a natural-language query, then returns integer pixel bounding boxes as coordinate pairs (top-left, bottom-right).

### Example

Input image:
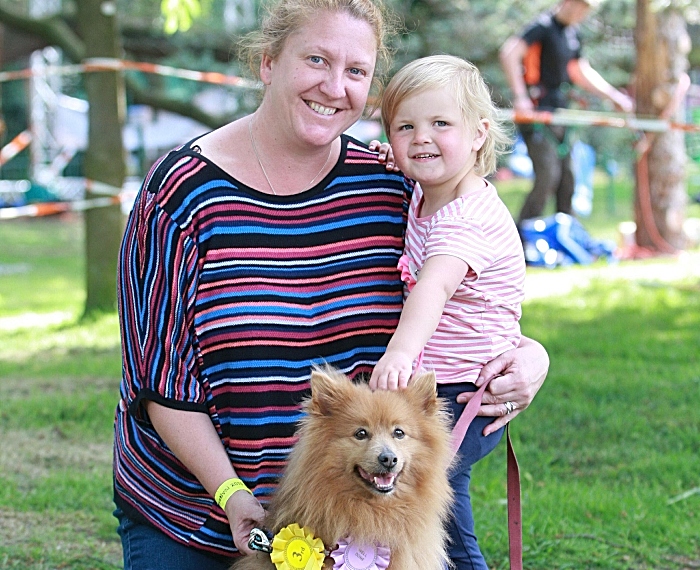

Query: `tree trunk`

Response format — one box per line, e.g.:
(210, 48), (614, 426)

(77, 0), (127, 315)
(634, 1), (690, 251)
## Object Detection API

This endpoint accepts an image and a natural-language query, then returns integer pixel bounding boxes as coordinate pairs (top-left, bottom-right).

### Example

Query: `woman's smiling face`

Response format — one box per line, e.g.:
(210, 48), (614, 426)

(260, 10), (378, 149)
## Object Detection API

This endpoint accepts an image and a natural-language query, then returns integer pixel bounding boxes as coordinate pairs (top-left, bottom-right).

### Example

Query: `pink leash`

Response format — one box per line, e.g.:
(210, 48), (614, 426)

(449, 378), (522, 570)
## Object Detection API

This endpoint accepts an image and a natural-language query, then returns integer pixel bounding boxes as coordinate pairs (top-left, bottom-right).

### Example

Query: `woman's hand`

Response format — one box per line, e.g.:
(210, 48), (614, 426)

(457, 336), (549, 435)
(368, 140), (400, 172)
(226, 490), (266, 555)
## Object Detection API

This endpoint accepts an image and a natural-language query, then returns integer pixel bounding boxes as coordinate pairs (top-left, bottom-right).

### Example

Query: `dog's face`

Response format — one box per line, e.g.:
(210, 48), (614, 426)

(352, 417), (406, 494)
(303, 367), (443, 499)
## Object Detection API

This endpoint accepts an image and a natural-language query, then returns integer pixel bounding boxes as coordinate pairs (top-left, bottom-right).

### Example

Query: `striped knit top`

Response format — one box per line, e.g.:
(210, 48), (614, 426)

(402, 180), (525, 384)
(114, 134), (412, 557)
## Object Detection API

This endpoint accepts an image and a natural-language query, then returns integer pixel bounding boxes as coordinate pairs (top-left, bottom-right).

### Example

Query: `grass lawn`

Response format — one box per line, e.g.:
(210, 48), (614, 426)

(0, 173), (699, 569)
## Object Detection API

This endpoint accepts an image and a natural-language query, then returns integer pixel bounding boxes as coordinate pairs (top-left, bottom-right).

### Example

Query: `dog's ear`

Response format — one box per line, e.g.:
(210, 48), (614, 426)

(309, 365), (349, 416)
(408, 371), (439, 414)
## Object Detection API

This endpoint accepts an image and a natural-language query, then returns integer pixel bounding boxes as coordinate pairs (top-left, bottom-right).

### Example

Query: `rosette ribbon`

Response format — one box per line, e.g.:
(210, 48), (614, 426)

(397, 254), (417, 292)
(270, 523), (326, 570)
(330, 538), (391, 570)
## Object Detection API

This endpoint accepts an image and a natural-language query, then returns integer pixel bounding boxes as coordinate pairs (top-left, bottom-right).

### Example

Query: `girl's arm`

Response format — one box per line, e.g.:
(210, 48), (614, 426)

(369, 254), (468, 390)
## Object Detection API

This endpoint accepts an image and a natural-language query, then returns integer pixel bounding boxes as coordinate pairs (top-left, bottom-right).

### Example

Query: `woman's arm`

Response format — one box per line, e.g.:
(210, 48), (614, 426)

(457, 335), (549, 435)
(145, 401), (266, 554)
(370, 255), (468, 390)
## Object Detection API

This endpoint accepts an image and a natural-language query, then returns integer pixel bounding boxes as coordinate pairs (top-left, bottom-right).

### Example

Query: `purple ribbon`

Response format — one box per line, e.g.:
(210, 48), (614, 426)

(330, 538), (390, 570)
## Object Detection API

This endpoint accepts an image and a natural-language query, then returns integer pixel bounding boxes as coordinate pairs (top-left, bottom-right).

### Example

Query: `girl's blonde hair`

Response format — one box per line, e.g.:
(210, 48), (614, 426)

(381, 55), (512, 177)
(239, 0), (398, 98)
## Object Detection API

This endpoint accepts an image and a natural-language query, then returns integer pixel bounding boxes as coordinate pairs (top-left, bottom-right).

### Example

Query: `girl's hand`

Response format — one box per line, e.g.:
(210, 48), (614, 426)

(369, 352), (413, 391)
(368, 140), (400, 172)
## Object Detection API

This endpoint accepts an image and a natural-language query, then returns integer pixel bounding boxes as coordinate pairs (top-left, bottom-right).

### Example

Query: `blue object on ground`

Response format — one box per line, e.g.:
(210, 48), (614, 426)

(519, 213), (616, 268)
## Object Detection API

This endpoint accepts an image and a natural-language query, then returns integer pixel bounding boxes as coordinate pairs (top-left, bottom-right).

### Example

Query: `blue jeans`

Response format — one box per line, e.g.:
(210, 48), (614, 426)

(438, 383), (505, 570)
(115, 508), (233, 570)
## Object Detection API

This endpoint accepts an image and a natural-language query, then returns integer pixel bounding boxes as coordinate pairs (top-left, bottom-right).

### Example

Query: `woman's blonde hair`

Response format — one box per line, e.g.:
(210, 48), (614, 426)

(239, 0), (398, 98)
(381, 55), (512, 177)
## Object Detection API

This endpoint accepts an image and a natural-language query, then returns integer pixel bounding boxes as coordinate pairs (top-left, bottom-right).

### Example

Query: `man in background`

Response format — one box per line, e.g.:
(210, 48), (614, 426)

(499, 0), (634, 226)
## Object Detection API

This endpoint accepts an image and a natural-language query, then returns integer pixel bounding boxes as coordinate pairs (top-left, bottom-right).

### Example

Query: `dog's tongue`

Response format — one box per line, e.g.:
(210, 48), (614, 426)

(374, 473), (396, 486)
(358, 466), (397, 490)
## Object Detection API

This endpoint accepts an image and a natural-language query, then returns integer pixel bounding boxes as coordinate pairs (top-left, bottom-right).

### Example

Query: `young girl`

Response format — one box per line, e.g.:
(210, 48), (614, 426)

(370, 55), (526, 570)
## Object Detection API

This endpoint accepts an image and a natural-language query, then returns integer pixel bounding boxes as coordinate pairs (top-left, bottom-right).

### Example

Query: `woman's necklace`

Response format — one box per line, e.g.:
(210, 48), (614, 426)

(248, 119), (332, 196)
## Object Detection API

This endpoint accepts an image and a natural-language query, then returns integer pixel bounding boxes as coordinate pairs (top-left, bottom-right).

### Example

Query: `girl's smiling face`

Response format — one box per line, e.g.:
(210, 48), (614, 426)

(388, 86), (487, 193)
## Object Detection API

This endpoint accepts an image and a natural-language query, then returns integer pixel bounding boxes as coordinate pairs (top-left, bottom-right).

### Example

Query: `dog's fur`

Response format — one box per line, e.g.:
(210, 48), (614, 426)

(233, 366), (454, 570)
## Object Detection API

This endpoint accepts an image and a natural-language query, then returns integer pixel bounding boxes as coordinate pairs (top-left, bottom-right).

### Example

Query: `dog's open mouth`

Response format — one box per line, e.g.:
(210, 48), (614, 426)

(356, 466), (400, 493)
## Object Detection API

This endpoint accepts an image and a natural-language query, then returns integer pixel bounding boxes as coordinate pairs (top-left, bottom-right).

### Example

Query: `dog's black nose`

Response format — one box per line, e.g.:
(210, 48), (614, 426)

(378, 449), (398, 470)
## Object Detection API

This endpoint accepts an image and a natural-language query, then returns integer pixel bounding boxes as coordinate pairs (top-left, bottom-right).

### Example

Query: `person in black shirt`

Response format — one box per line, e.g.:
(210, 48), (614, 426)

(500, 0), (633, 225)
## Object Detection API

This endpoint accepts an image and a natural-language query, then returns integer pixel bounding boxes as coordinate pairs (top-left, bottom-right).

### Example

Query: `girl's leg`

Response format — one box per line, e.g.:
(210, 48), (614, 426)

(115, 509), (233, 570)
(437, 383), (505, 570)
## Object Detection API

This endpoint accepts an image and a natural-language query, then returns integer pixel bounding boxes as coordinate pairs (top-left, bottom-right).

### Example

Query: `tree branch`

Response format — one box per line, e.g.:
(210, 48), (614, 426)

(0, 2), (239, 128)
(0, 2), (84, 62)
(126, 75), (232, 129)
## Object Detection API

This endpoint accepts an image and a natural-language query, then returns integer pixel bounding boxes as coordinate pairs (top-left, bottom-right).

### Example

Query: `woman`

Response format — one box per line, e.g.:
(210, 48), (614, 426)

(113, 1), (549, 568)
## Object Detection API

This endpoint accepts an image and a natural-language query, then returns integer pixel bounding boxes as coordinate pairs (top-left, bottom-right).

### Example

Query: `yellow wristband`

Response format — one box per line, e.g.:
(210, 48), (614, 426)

(214, 478), (252, 510)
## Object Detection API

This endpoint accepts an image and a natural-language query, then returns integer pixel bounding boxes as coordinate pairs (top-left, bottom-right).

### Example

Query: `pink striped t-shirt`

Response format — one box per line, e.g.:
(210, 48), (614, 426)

(401, 180), (526, 384)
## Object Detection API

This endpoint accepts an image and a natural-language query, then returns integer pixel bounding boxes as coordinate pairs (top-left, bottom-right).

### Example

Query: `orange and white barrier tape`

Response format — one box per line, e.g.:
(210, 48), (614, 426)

(0, 131), (32, 167)
(0, 178), (138, 220)
(2, 56), (698, 133)
(83, 58), (260, 89)
(45, 147), (79, 180)
(0, 57), (260, 89)
(498, 107), (700, 134)
(0, 195), (122, 220)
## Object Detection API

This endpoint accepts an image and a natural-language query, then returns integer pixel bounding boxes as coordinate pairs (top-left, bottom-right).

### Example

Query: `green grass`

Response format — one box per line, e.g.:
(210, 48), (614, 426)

(472, 277), (700, 569)
(0, 177), (699, 569)
(0, 217), (85, 315)
(0, 215), (122, 569)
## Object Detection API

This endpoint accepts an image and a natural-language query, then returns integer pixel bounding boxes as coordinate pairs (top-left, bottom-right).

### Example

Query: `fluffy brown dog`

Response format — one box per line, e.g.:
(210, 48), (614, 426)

(233, 366), (454, 570)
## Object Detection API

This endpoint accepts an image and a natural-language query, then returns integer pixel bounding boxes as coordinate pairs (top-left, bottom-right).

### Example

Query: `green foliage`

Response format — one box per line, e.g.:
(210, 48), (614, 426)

(161, 0), (206, 34)
(119, 0), (641, 101)
(386, 0), (637, 104)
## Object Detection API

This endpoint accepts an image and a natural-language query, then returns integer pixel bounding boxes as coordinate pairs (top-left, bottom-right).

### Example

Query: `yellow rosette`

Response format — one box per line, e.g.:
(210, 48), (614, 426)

(270, 523), (325, 570)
